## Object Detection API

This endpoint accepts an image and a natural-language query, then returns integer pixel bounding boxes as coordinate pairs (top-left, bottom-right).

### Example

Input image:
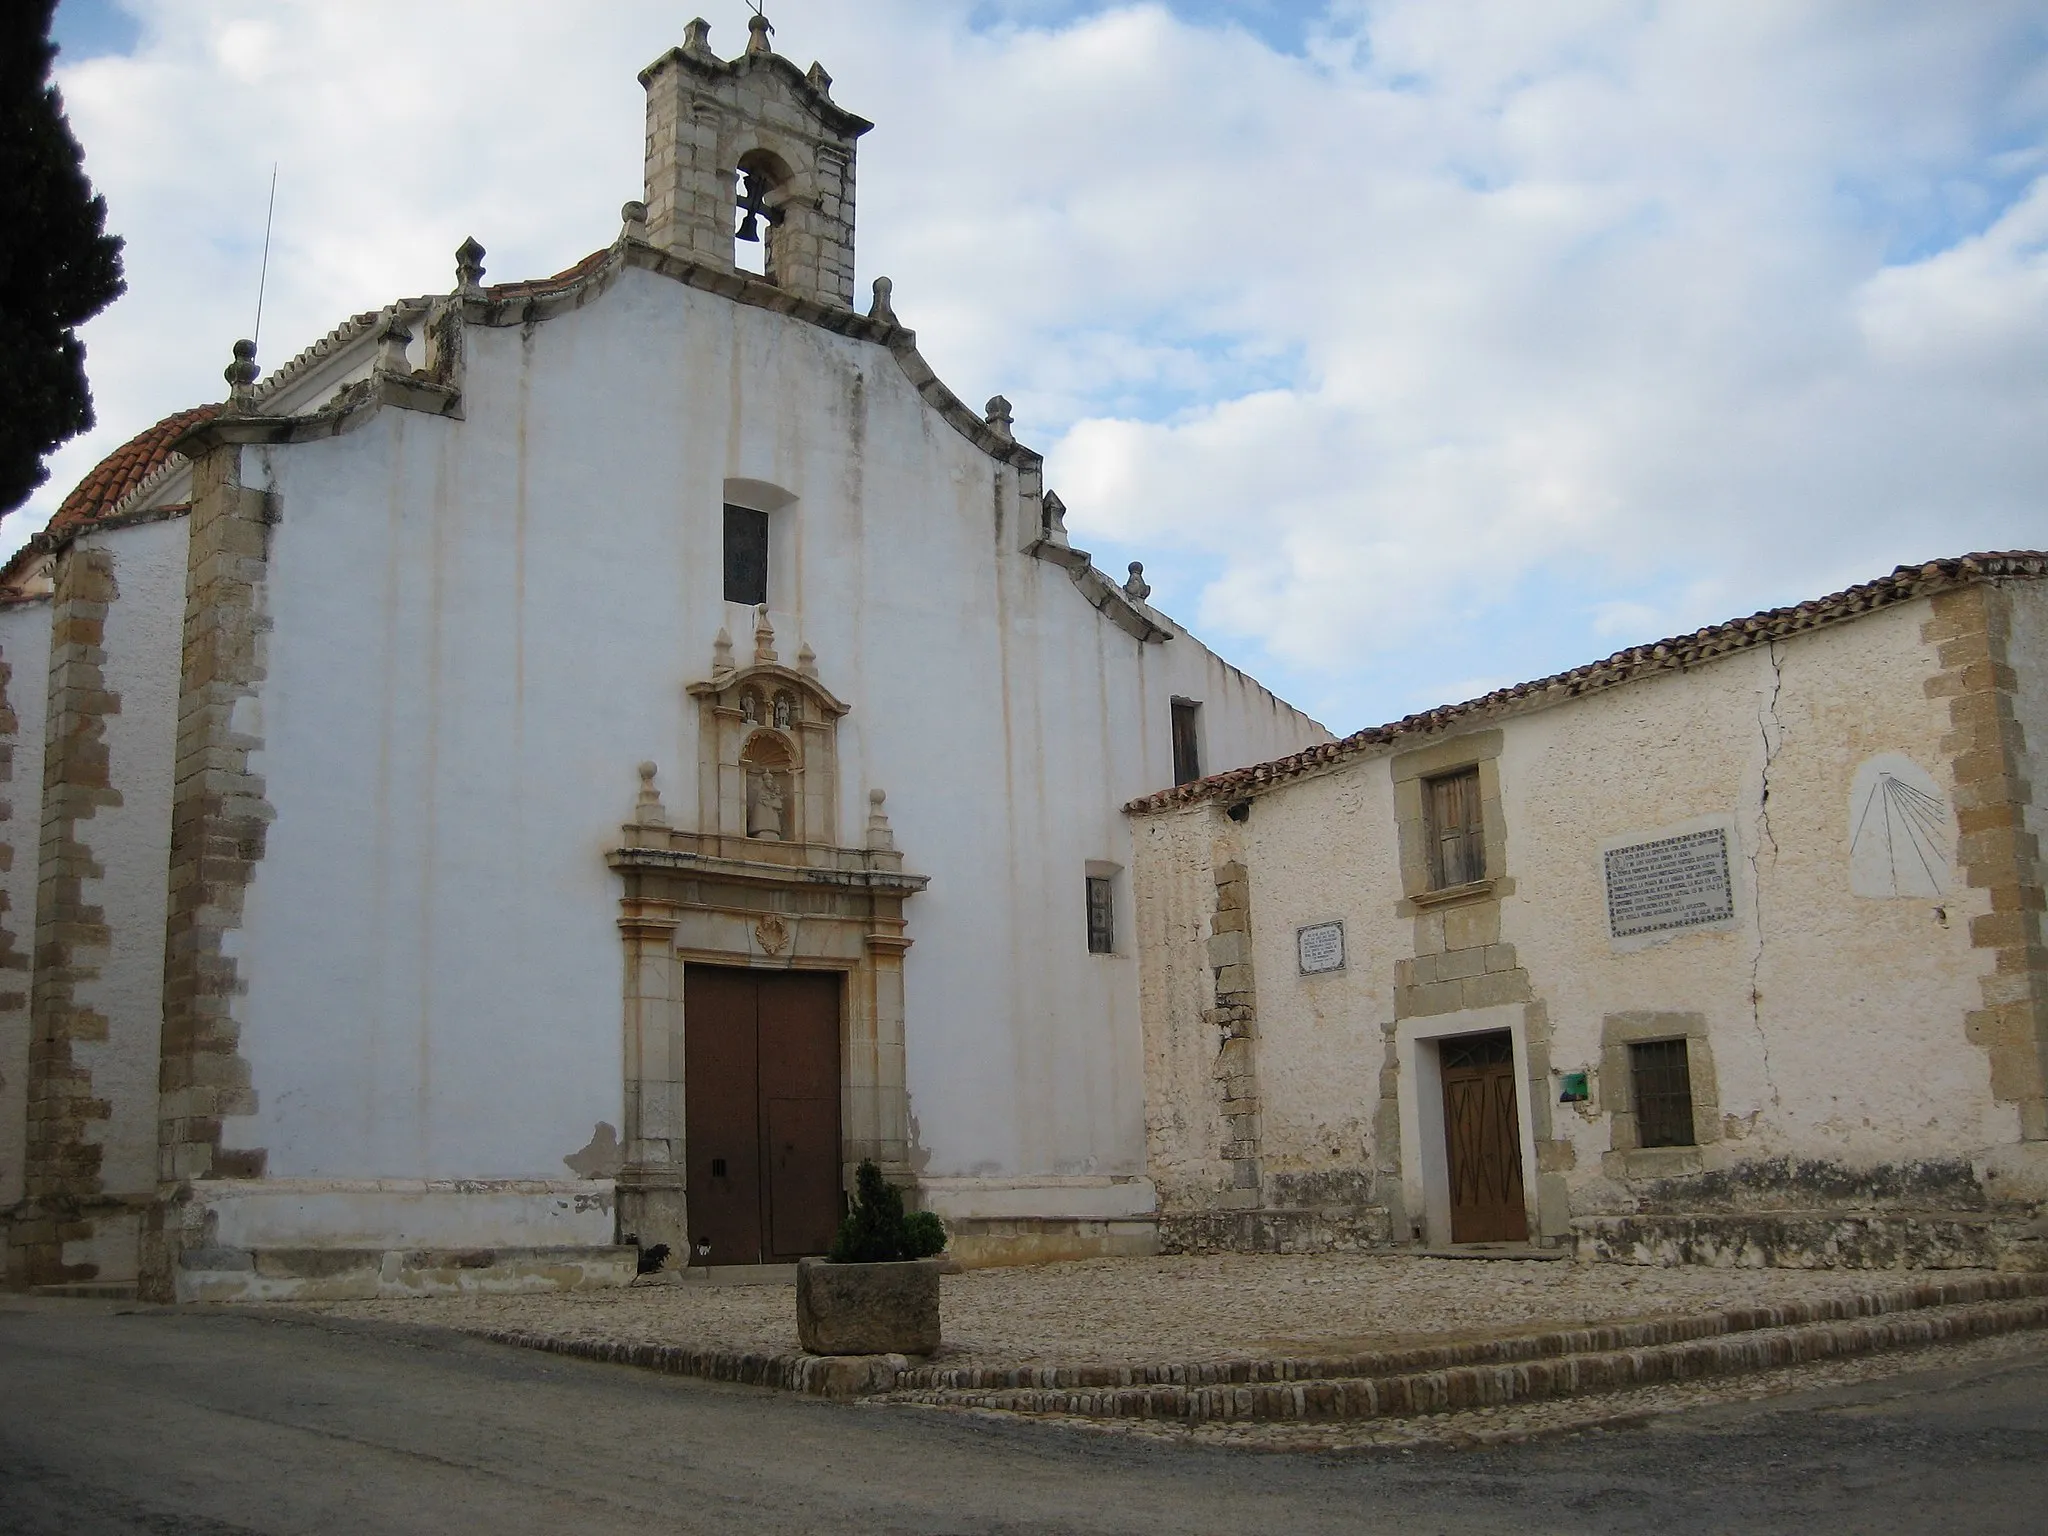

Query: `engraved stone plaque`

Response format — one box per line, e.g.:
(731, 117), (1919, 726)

(1297, 921), (1345, 975)
(1604, 827), (1734, 939)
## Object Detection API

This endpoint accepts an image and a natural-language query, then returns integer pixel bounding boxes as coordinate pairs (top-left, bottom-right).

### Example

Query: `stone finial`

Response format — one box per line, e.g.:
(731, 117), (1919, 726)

(753, 604), (778, 666)
(633, 761), (668, 827)
(866, 788), (896, 852)
(224, 338), (260, 407)
(711, 625), (735, 678)
(682, 16), (714, 59)
(984, 395), (1014, 441)
(1042, 490), (1070, 545)
(620, 200), (648, 241)
(868, 276), (898, 325)
(796, 641), (818, 679)
(455, 236), (486, 295)
(375, 312), (413, 375)
(806, 61), (833, 97)
(746, 9), (774, 54)
(1124, 561), (1151, 600)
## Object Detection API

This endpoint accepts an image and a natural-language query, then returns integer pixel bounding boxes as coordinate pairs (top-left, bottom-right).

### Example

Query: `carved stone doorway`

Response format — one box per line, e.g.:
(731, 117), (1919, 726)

(608, 622), (927, 1262)
(1440, 1031), (1528, 1243)
(684, 965), (843, 1265)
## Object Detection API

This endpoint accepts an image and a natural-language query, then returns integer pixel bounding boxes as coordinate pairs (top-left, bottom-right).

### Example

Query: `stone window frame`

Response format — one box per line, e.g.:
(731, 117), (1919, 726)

(1599, 1011), (1721, 1179)
(1392, 729), (1511, 915)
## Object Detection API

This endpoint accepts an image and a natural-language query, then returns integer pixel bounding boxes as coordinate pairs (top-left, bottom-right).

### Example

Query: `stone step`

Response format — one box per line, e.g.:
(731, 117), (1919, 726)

(32, 1282), (138, 1300)
(884, 1275), (2048, 1420)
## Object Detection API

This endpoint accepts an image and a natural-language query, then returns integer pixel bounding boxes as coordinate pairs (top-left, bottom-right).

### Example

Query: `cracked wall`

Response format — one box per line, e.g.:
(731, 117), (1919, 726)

(1137, 588), (2027, 1256)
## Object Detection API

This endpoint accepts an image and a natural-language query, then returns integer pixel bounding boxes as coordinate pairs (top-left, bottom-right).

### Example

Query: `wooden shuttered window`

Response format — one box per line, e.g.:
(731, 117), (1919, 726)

(1630, 1038), (1697, 1148)
(1426, 767), (1486, 889)
(723, 505), (769, 606)
(1171, 699), (1203, 786)
(1086, 876), (1115, 954)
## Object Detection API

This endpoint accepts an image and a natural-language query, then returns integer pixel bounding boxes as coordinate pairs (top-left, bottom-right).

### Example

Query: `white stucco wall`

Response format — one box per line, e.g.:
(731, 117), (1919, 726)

(1504, 601), (1997, 1188)
(216, 267), (1321, 1216)
(1139, 590), (2017, 1222)
(70, 519), (187, 1208)
(0, 598), (51, 1211)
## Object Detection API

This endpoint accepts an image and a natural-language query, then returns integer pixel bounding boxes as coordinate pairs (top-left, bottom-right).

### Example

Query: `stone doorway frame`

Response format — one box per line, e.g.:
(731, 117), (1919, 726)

(608, 767), (926, 1258)
(1395, 1003), (1541, 1247)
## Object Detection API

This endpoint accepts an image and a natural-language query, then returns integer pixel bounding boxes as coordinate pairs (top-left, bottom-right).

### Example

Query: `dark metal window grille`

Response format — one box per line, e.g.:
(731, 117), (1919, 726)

(1439, 1031), (1514, 1070)
(1426, 767), (1486, 889)
(1171, 700), (1203, 786)
(1630, 1039), (1696, 1148)
(1086, 876), (1115, 954)
(723, 504), (769, 606)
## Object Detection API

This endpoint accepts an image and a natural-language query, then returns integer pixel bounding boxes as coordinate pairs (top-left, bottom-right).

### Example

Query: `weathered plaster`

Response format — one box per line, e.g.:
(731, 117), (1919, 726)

(0, 599), (50, 1232)
(1135, 583), (2043, 1265)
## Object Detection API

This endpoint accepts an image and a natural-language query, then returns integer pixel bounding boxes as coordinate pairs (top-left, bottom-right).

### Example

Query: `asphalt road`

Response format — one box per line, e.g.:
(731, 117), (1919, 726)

(3, 1299), (2046, 1535)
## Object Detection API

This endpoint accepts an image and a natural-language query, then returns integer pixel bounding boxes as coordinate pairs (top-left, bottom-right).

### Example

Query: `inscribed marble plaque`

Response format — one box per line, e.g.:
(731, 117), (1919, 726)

(1603, 827), (1734, 939)
(1297, 921), (1346, 975)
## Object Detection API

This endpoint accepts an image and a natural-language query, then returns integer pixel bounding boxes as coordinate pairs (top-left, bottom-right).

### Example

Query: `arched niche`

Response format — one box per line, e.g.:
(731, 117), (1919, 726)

(686, 621), (848, 849)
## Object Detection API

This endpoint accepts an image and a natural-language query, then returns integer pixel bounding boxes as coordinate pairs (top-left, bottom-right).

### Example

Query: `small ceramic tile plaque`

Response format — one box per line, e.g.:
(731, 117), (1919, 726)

(1297, 920), (1345, 975)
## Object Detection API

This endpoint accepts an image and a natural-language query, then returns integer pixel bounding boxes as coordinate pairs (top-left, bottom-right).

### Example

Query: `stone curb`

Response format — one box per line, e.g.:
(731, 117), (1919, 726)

(893, 1295), (2048, 1423)
(893, 1272), (2048, 1393)
(471, 1271), (2048, 1408)
(472, 1330), (909, 1398)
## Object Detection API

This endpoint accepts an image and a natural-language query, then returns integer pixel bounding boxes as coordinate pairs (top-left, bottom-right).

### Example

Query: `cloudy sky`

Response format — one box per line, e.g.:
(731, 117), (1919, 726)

(23, 0), (2048, 731)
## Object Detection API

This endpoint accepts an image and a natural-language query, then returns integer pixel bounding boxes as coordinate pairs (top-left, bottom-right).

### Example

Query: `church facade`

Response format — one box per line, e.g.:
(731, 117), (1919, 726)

(0, 17), (1326, 1300)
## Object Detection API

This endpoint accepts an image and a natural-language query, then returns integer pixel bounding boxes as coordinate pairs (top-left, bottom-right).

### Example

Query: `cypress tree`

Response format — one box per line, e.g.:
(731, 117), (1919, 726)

(0, 0), (126, 513)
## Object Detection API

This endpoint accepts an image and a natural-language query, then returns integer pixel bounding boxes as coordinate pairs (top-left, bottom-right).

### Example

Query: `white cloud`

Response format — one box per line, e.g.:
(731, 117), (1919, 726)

(17, 0), (2048, 731)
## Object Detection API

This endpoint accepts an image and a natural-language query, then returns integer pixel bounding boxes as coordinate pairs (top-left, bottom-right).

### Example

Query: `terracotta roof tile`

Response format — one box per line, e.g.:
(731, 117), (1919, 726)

(1127, 550), (2048, 814)
(484, 248), (610, 301)
(46, 403), (220, 538)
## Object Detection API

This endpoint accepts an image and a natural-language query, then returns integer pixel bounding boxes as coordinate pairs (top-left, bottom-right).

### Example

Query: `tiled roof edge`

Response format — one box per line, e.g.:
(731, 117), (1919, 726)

(1125, 551), (2048, 815)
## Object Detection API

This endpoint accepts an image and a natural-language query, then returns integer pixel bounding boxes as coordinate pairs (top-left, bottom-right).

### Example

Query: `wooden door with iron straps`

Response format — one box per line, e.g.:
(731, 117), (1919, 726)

(684, 966), (843, 1266)
(1439, 1030), (1528, 1244)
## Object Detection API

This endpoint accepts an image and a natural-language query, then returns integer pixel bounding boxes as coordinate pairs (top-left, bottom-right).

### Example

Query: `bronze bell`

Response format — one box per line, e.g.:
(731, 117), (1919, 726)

(737, 210), (761, 242)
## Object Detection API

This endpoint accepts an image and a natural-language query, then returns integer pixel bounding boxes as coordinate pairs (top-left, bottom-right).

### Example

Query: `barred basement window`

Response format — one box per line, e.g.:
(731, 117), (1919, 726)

(1425, 766), (1485, 889)
(1630, 1038), (1697, 1148)
(1086, 875), (1115, 954)
(723, 504), (769, 606)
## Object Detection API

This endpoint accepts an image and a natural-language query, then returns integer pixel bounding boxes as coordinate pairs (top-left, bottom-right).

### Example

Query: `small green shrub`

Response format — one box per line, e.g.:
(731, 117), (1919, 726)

(830, 1159), (948, 1263)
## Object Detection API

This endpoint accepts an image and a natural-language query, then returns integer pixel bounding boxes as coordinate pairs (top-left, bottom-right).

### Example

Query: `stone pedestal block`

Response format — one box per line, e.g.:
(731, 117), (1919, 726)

(795, 1255), (941, 1355)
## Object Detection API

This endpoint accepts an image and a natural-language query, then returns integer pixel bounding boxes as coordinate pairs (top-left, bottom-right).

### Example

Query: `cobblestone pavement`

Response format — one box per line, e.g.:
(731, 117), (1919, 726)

(316, 1252), (1979, 1368)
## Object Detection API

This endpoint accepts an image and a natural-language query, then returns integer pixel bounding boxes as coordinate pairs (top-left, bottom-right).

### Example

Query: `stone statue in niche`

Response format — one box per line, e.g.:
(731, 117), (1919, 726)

(773, 691), (794, 730)
(740, 690), (760, 725)
(747, 768), (787, 840)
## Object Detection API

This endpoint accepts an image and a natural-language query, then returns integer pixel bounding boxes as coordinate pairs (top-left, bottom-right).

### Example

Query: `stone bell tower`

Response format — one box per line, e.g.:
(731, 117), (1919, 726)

(638, 13), (873, 310)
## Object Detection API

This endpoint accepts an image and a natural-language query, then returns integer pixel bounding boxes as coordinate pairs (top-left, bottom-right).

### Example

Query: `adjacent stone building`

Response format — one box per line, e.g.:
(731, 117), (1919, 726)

(1131, 554), (2048, 1269)
(0, 17), (1326, 1300)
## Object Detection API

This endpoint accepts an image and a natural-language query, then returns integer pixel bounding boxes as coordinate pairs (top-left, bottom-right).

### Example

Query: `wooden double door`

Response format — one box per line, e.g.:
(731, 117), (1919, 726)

(684, 967), (844, 1266)
(1440, 1031), (1529, 1244)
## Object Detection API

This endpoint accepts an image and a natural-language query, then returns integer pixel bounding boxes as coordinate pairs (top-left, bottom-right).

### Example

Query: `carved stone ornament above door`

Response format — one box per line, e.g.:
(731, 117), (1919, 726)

(685, 607), (850, 849)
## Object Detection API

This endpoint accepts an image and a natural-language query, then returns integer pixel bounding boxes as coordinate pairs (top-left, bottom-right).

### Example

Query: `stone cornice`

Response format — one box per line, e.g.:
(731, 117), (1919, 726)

(637, 44), (873, 139)
(608, 843), (929, 897)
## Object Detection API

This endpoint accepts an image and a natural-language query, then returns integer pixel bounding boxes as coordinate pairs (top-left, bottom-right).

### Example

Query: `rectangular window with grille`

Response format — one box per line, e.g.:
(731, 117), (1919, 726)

(1086, 875), (1115, 954)
(1425, 767), (1486, 889)
(723, 504), (769, 606)
(1630, 1038), (1697, 1148)
(1171, 699), (1203, 786)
